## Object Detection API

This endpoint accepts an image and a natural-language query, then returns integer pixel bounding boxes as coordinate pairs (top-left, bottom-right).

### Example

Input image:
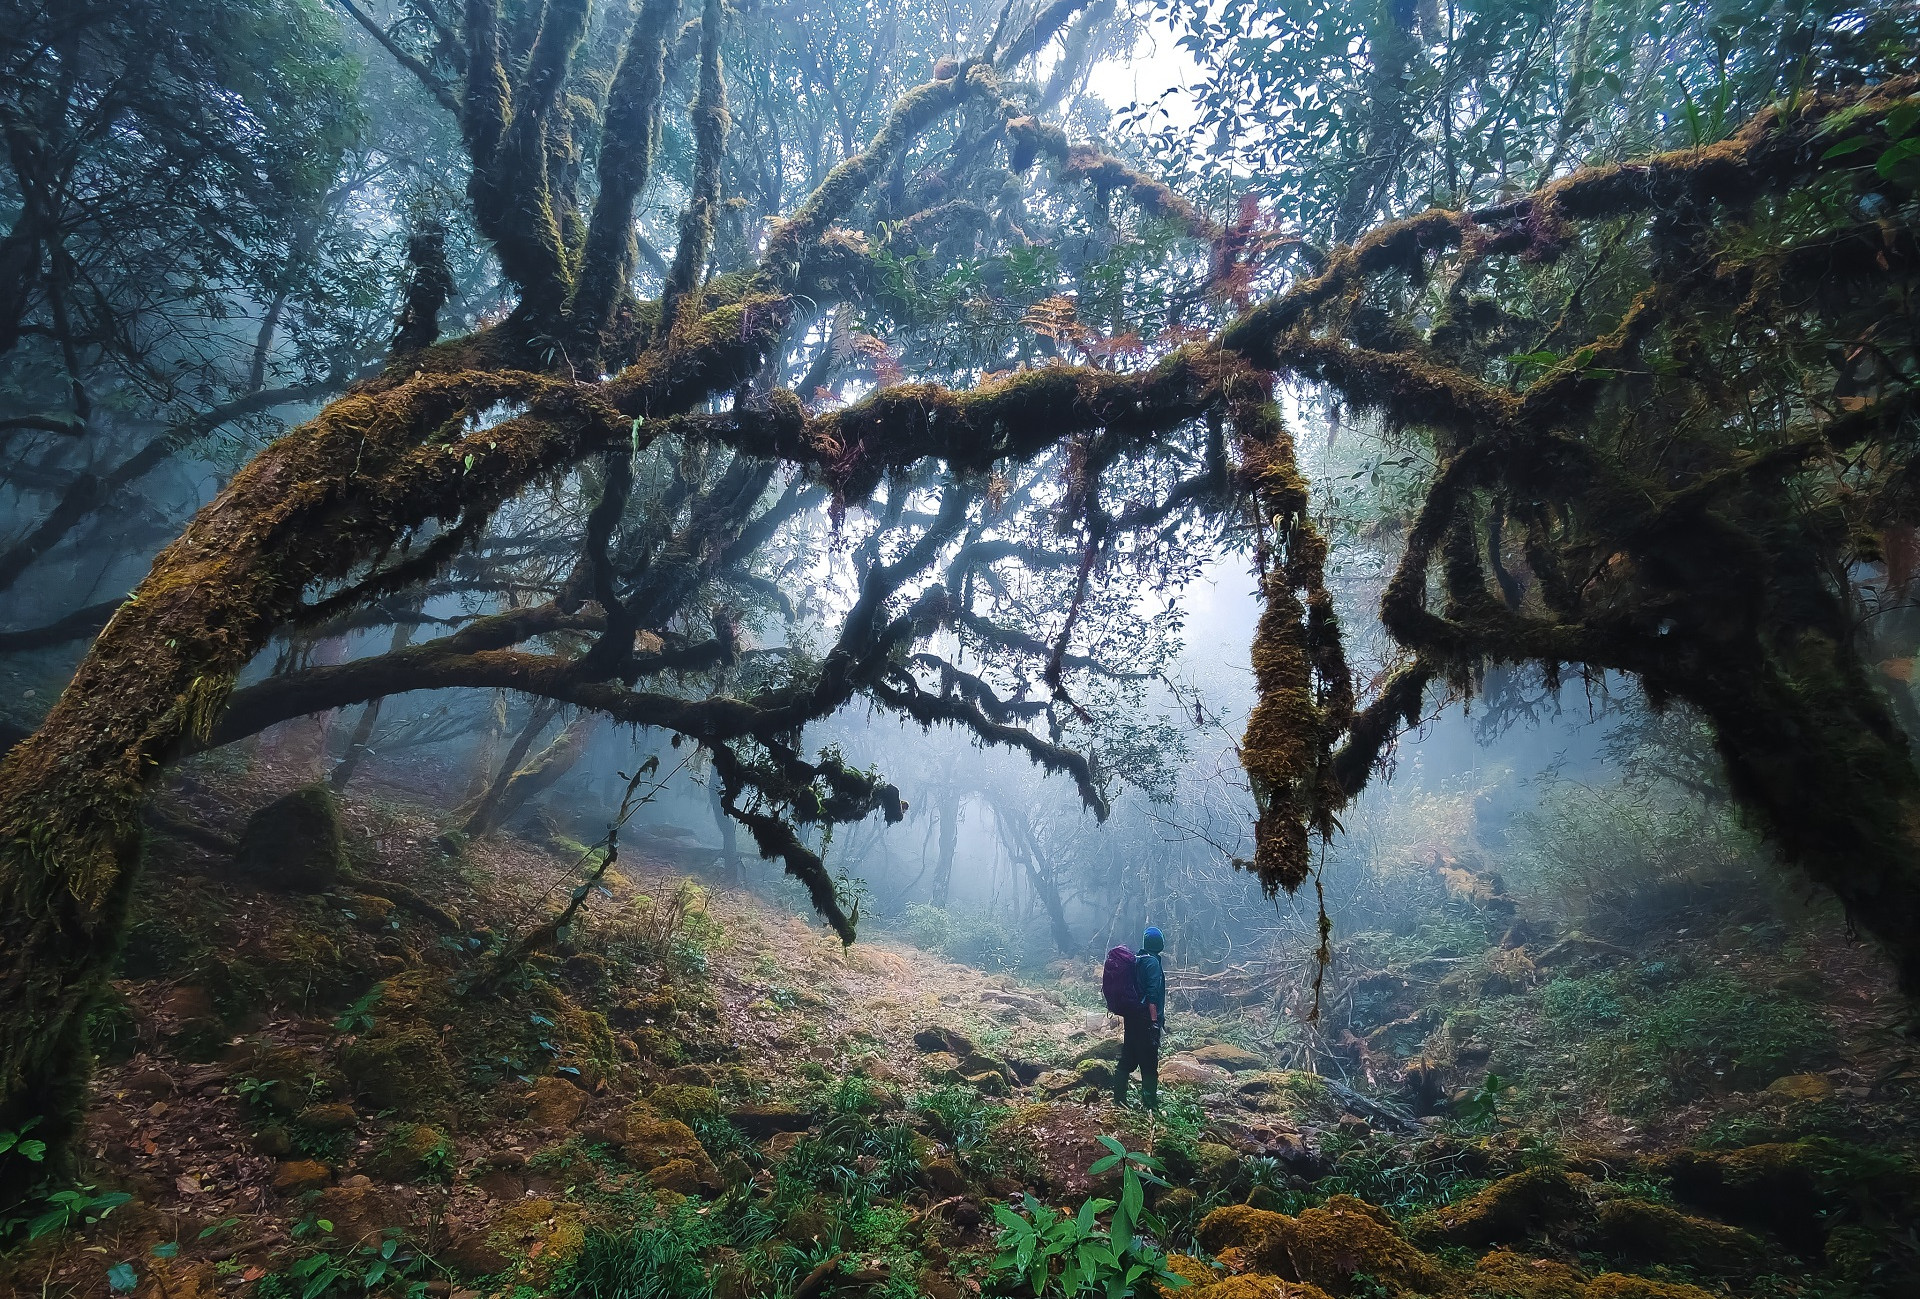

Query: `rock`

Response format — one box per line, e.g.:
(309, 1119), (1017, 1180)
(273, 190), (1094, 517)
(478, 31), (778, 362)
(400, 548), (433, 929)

(1584, 1277), (1718, 1299)
(922, 1156), (968, 1195)
(1191, 1044), (1265, 1072)
(1209, 1120), (1319, 1171)
(1764, 1073), (1836, 1103)
(1464, 1249), (1588, 1299)
(1074, 1058), (1114, 1088)
(252, 1123), (294, 1157)
(664, 1064), (716, 1087)
(315, 1180), (400, 1247)
(440, 1229), (511, 1277)
(729, 1102), (811, 1139)
(348, 894), (397, 932)
(1285, 1196), (1446, 1295)
(1071, 1037), (1124, 1065)
(913, 1025), (977, 1055)
(295, 1102), (358, 1133)
(964, 1069), (1010, 1097)
(1182, 1274), (1336, 1297)
(367, 1124), (449, 1182)
(919, 1051), (964, 1082)
(338, 1029), (452, 1114)
(1160, 1056), (1232, 1088)
(125, 1066), (175, 1097)
(1595, 1199), (1766, 1275)
(1407, 1166), (1581, 1247)
(272, 1159), (332, 1194)
(1006, 1057), (1045, 1086)
(1535, 935), (1631, 968)
(1035, 1069), (1080, 1095)
(648, 1157), (706, 1194)
(523, 1075), (587, 1129)
(648, 1083), (721, 1122)
(1187, 1280), (1334, 1299)
(1196, 1204), (1295, 1274)
(235, 784), (349, 892)
(765, 1130), (806, 1162)
(620, 1108), (720, 1190)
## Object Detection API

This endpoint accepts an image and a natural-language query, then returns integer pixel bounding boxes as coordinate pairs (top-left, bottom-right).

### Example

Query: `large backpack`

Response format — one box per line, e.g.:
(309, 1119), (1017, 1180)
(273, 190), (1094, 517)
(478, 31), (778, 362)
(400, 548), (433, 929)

(1102, 945), (1144, 1016)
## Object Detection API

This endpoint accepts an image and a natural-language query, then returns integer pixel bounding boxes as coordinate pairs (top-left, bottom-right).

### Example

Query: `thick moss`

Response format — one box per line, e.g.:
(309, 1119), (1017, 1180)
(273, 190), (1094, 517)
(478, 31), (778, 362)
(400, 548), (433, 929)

(1593, 1199), (1766, 1276)
(1284, 1197), (1447, 1296)
(1464, 1249), (1588, 1299)
(234, 784), (348, 892)
(1408, 1166), (1583, 1247)
(337, 1028), (453, 1114)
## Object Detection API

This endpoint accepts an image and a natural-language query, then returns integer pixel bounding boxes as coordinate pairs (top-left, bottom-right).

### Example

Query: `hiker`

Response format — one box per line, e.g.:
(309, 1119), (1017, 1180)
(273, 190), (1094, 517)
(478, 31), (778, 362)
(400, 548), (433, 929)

(1103, 926), (1166, 1109)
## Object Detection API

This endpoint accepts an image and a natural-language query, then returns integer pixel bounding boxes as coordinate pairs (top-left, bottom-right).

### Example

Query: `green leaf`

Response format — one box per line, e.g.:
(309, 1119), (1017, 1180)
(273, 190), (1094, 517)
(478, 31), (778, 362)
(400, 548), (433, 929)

(152, 1242), (180, 1259)
(107, 1262), (138, 1292)
(1821, 136), (1874, 160)
(1876, 137), (1920, 178)
(1887, 102), (1920, 140)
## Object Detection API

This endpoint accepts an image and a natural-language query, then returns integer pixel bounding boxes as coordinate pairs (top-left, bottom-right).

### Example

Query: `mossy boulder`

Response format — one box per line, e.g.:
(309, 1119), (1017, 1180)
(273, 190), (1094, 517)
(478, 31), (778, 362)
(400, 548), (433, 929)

(913, 1025), (977, 1055)
(1285, 1196), (1446, 1296)
(1072, 1037), (1124, 1064)
(1464, 1249), (1587, 1299)
(1584, 1276), (1717, 1299)
(1192, 1044), (1266, 1072)
(314, 1178), (400, 1248)
(523, 1075), (588, 1129)
(338, 1028), (452, 1113)
(649, 1083), (722, 1123)
(487, 1197), (587, 1281)
(1407, 1166), (1582, 1247)
(1197, 1205), (1296, 1274)
(272, 1159), (332, 1194)
(619, 1107), (720, 1191)
(1594, 1199), (1766, 1275)
(295, 1102), (358, 1133)
(728, 1102), (811, 1139)
(1075, 1057), (1115, 1088)
(1188, 1279), (1334, 1299)
(366, 1124), (450, 1182)
(235, 783), (349, 892)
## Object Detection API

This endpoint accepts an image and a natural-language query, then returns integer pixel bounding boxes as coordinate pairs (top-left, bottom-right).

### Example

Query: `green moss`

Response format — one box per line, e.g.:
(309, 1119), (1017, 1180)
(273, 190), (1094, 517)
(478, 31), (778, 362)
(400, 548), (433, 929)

(234, 784), (349, 893)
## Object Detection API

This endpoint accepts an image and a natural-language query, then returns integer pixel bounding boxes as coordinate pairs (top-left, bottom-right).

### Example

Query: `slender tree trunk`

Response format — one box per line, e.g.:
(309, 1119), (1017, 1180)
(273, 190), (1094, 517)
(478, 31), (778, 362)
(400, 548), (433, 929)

(930, 790), (958, 907)
(329, 617), (421, 791)
(461, 699), (562, 837)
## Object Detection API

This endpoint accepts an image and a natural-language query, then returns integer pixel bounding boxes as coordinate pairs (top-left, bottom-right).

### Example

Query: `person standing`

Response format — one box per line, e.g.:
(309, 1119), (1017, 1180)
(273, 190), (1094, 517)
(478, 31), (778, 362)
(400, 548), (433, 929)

(1111, 926), (1166, 1110)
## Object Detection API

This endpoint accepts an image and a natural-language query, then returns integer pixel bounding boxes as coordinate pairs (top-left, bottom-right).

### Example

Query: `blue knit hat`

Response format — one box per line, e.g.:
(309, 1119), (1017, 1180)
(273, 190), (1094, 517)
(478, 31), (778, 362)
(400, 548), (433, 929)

(1142, 926), (1164, 954)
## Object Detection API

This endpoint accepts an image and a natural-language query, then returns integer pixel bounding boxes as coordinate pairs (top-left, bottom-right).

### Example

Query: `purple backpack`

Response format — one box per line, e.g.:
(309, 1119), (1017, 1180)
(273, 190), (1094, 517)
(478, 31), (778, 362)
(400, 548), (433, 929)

(1102, 945), (1144, 1015)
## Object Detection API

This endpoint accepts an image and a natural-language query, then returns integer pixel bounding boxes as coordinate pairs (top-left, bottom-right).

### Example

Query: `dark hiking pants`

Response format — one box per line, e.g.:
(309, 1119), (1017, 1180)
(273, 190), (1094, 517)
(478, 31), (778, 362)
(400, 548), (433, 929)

(1115, 1012), (1160, 1109)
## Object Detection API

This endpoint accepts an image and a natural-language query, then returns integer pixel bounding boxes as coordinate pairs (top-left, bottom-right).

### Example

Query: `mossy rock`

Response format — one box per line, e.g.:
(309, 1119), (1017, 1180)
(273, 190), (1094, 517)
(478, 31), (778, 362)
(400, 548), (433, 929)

(1464, 1249), (1587, 1299)
(1584, 1276), (1717, 1299)
(619, 1107), (720, 1189)
(1191, 1043), (1266, 1072)
(1594, 1199), (1766, 1276)
(1197, 1204), (1296, 1275)
(235, 783), (349, 892)
(338, 1028), (453, 1113)
(366, 1124), (451, 1182)
(522, 1075), (587, 1129)
(295, 1102), (358, 1133)
(1075, 1057), (1115, 1088)
(1188, 1279), (1334, 1299)
(1407, 1166), (1582, 1247)
(1071, 1037), (1124, 1064)
(648, 1083), (721, 1123)
(488, 1197), (587, 1282)
(1285, 1196), (1446, 1296)
(728, 1102), (811, 1139)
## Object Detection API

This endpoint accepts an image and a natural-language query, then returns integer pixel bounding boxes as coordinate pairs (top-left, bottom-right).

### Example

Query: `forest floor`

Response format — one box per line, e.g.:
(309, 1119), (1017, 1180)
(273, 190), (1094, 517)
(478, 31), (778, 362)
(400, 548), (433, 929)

(2, 759), (1918, 1299)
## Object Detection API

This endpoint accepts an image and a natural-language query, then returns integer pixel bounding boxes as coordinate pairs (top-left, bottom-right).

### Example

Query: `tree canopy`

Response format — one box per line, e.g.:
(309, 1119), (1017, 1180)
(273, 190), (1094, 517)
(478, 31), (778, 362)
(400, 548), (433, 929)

(3, 0), (1919, 1193)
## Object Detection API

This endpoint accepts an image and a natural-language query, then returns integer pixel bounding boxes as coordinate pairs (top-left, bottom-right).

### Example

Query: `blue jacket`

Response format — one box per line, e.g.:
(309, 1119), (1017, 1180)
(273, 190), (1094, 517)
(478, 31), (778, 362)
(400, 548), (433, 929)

(1135, 951), (1165, 1020)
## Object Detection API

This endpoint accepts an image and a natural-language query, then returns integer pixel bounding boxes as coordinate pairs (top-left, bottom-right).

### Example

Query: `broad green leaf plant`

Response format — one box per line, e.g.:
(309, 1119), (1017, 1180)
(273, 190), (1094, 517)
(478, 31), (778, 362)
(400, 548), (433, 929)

(989, 1137), (1190, 1299)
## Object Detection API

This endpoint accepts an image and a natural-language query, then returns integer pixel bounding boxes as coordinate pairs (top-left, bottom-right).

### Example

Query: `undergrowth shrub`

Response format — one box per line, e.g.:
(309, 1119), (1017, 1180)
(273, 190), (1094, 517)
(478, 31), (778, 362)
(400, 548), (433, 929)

(1535, 969), (1833, 1112)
